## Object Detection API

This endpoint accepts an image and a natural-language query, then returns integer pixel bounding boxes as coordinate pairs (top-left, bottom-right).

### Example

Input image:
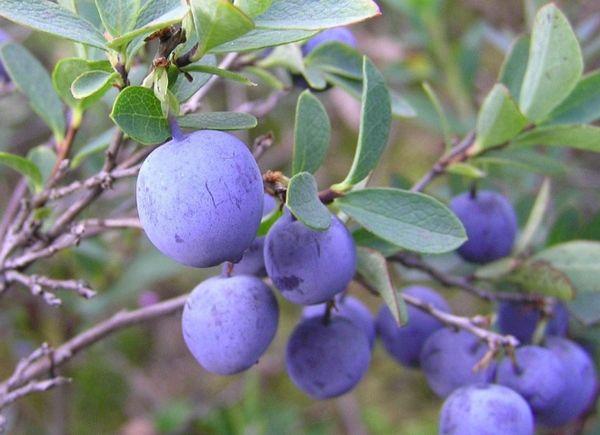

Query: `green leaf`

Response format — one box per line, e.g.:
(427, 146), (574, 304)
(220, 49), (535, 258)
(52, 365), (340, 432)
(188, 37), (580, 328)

(506, 259), (575, 300)
(177, 112), (257, 130)
(446, 162), (486, 179)
(356, 247), (408, 325)
(135, 0), (181, 27)
(511, 124), (600, 152)
(304, 41), (363, 80)
(285, 172), (331, 231)
(519, 4), (583, 122)
(353, 228), (402, 257)
(189, 0), (254, 57)
(71, 70), (118, 99)
(544, 71), (600, 125)
(534, 241), (600, 294)
(96, 0), (140, 37)
(234, 0), (273, 17)
(473, 148), (565, 175)
(0, 43), (65, 141)
(72, 128), (116, 168)
(108, 5), (187, 49)
(292, 91), (331, 175)
(476, 84), (527, 149)
(27, 145), (57, 184)
(110, 86), (171, 145)
(334, 58), (391, 190)
(499, 35), (530, 99)
(182, 64), (256, 86)
(324, 73), (415, 118)
(0, 152), (43, 192)
(0, 0), (107, 49)
(211, 28), (317, 53)
(257, 207), (282, 236)
(52, 58), (112, 110)
(335, 188), (467, 254)
(253, 0), (380, 29)
(169, 55), (217, 102)
(514, 178), (550, 255)
(568, 293), (600, 326)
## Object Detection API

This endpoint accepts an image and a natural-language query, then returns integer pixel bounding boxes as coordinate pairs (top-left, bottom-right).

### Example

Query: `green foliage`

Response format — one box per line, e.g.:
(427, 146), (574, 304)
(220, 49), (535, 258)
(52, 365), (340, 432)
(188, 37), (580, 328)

(0, 0), (107, 49)
(0, 152), (43, 192)
(169, 55), (217, 101)
(71, 70), (119, 99)
(336, 188), (467, 254)
(95, 0), (141, 37)
(0, 43), (66, 141)
(304, 41), (363, 80)
(506, 259), (574, 300)
(110, 86), (170, 145)
(285, 172), (331, 231)
(52, 58), (112, 110)
(512, 125), (600, 151)
(182, 64), (256, 86)
(334, 58), (391, 190)
(177, 112), (258, 130)
(519, 4), (583, 122)
(188, 0), (254, 58)
(544, 71), (600, 125)
(356, 247), (408, 325)
(499, 36), (530, 99)
(292, 91), (331, 175)
(476, 84), (527, 150)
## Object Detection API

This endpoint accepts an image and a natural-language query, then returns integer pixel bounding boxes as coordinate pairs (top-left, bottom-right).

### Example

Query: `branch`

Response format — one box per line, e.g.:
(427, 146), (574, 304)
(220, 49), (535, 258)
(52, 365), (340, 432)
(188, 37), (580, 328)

(389, 252), (542, 303)
(3, 270), (96, 305)
(0, 294), (187, 395)
(234, 90), (288, 118)
(411, 131), (476, 192)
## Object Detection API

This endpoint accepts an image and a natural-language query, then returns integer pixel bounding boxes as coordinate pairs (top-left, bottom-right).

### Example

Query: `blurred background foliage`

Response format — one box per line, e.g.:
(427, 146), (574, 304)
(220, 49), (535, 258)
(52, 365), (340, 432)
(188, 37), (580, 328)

(1, 0), (600, 433)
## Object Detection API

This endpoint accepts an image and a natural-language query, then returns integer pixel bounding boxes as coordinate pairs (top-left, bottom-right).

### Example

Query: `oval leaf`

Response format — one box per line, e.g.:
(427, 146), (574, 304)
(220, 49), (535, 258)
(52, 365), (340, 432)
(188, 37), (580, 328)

(177, 112), (257, 130)
(181, 64), (256, 86)
(519, 4), (583, 122)
(0, 43), (65, 141)
(286, 172), (331, 231)
(511, 124), (600, 152)
(499, 35), (530, 99)
(0, 152), (43, 193)
(292, 91), (331, 175)
(110, 86), (171, 145)
(356, 247), (408, 325)
(476, 84), (527, 149)
(96, 0), (140, 37)
(71, 70), (118, 99)
(334, 57), (391, 190)
(506, 259), (575, 300)
(212, 28), (317, 53)
(544, 71), (600, 125)
(335, 188), (467, 254)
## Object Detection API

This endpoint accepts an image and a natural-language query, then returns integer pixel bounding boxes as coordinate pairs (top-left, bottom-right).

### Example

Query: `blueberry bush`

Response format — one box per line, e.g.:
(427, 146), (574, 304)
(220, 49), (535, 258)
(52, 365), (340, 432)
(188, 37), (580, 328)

(0, 0), (600, 433)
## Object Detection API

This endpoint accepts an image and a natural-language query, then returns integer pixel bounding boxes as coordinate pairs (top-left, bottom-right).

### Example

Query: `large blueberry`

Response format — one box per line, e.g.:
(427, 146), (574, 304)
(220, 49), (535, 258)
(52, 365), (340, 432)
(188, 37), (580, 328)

(420, 328), (495, 398)
(496, 345), (567, 415)
(536, 337), (597, 427)
(286, 316), (370, 399)
(376, 286), (450, 368)
(497, 301), (568, 344)
(303, 295), (376, 347)
(439, 383), (534, 435)
(181, 275), (279, 375)
(0, 29), (11, 83)
(137, 130), (263, 268)
(302, 27), (357, 56)
(264, 211), (356, 305)
(450, 190), (518, 264)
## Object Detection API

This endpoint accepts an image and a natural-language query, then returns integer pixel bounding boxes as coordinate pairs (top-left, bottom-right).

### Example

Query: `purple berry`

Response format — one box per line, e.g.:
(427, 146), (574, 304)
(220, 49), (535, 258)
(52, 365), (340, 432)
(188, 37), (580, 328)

(376, 286), (451, 368)
(303, 295), (376, 347)
(264, 211), (356, 305)
(450, 190), (518, 264)
(222, 236), (267, 277)
(420, 328), (495, 398)
(263, 193), (277, 216)
(286, 316), (370, 399)
(536, 337), (597, 427)
(440, 384), (534, 435)
(302, 27), (357, 56)
(136, 130), (263, 268)
(496, 345), (567, 415)
(181, 275), (279, 375)
(497, 301), (568, 344)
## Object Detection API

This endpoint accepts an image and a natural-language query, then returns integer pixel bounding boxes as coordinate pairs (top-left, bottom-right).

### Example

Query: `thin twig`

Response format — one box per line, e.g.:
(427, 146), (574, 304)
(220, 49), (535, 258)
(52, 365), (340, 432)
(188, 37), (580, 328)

(4, 270), (96, 304)
(234, 90), (288, 117)
(389, 252), (542, 302)
(0, 294), (187, 393)
(0, 377), (70, 410)
(0, 179), (27, 245)
(181, 53), (239, 115)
